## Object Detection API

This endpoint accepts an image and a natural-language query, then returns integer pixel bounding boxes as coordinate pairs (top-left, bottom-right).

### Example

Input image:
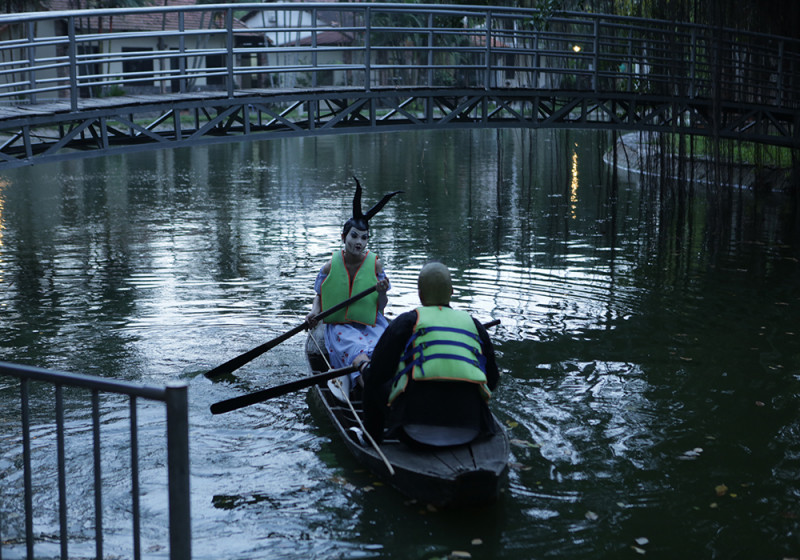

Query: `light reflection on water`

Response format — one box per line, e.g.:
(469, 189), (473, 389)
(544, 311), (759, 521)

(0, 129), (799, 559)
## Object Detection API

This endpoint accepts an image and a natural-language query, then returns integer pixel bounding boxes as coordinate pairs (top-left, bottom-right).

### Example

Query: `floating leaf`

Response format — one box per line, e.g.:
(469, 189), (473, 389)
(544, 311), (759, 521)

(471, 538), (483, 546)
(715, 484), (728, 497)
(506, 420), (519, 429)
(585, 511), (599, 521)
(510, 438), (540, 448)
(678, 448), (703, 460)
(635, 537), (650, 546)
(631, 545), (646, 554)
(450, 551), (472, 559)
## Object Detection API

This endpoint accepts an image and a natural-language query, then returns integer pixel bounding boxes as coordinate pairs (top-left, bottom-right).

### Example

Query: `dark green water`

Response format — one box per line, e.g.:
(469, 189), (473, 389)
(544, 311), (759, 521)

(1, 129), (799, 559)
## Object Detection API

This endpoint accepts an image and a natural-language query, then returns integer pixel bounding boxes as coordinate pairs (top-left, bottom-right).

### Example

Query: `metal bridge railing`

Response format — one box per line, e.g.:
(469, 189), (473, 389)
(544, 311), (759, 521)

(0, 2), (798, 111)
(0, 361), (191, 560)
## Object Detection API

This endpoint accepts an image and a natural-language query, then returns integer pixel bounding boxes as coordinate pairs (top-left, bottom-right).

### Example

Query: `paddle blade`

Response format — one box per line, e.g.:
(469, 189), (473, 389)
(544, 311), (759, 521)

(205, 322), (308, 380)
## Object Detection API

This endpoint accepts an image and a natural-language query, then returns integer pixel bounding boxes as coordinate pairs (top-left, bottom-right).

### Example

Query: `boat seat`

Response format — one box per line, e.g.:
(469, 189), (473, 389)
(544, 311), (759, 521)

(402, 424), (479, 447)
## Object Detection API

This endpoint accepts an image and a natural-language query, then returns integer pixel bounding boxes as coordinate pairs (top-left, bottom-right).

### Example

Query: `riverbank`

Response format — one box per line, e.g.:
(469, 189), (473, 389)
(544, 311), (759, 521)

(606, 132), (795, 191)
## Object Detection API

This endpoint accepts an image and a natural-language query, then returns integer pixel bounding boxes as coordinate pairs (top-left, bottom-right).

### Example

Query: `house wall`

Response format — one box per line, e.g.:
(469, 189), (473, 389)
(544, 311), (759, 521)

(243, 9), (356, 88)
(0, 18), (63, 100)
(245, 9), (316, 50)
(0, 16), (245, 100)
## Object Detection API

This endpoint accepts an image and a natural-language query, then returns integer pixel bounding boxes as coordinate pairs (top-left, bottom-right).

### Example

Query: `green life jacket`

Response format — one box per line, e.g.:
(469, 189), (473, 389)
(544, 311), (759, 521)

(320, 250), (379, 326)
(389, 306), (490, 404)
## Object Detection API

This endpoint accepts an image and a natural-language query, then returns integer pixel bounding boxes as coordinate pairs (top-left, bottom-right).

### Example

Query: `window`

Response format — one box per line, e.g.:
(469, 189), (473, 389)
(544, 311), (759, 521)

(122, 47), (154, 87)
(77, 45), (99, 97)
(205, 54), (225, 87)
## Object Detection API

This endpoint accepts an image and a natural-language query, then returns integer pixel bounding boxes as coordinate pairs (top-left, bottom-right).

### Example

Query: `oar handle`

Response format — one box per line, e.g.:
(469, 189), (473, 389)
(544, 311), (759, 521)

(210, 365), (358, 414)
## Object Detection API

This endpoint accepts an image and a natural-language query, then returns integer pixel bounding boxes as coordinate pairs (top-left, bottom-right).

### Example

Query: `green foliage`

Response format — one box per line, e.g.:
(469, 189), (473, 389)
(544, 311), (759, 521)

(393, 0), (800, 38)
(105, 84), (126, 97)
(2, 0), (46, 11)
(47, 0), (152, 7)
(668, 134), (793, 166)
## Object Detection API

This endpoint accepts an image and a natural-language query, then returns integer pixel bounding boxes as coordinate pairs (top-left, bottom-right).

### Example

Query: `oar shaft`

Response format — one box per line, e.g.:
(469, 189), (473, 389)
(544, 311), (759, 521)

(210, 365), (358, 414)
(210, 319), (502, 414)
(206, 284), (378, 379)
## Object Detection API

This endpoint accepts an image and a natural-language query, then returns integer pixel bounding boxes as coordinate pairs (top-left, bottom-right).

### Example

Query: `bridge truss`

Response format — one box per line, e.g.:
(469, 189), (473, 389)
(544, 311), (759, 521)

(1, 86), (797, 169)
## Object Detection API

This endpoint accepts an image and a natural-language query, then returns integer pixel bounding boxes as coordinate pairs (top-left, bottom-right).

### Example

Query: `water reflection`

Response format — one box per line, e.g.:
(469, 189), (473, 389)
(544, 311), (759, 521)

(570, 143), (579, 219)
(0, 129), (798, 559)
(0, 178), (6, 291)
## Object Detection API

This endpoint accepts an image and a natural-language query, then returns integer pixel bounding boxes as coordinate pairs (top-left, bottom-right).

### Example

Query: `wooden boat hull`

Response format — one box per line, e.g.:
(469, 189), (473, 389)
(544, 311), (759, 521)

(306, 327), (509, 507)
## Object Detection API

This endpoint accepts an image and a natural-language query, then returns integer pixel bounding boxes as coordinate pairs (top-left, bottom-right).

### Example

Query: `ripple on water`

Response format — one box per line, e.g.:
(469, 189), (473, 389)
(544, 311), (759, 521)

(3, 130), (799, 559)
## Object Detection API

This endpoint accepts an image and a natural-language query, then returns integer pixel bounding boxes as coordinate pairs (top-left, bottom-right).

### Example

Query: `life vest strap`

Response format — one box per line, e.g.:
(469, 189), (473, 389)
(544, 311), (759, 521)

(416, 325), (480, 343)
(399, 325), (479, 362)
(394, 352), (486, 382)
(416, 338), (480, 354)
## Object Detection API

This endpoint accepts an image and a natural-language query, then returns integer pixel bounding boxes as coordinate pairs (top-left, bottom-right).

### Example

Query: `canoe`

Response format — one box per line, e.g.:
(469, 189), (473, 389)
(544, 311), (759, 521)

(305, 325), (510, 508)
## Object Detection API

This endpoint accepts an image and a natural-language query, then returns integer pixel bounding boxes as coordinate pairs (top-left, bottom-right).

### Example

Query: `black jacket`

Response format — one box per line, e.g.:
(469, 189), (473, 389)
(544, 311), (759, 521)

(362, 307), (499, 443)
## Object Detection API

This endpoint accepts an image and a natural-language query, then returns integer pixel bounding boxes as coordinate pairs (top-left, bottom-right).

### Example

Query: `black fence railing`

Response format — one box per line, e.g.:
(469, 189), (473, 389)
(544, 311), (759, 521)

(0, 361), (191, 560)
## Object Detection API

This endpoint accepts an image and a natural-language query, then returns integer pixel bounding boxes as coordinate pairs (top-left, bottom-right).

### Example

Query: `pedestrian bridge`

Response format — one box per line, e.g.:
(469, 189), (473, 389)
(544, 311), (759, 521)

(0, 2), (798, 170)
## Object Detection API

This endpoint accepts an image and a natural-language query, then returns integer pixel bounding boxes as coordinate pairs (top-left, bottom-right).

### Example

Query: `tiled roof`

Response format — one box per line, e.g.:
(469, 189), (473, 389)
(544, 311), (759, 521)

(45, 0), (253, 32)
(289, 29), (353, 47)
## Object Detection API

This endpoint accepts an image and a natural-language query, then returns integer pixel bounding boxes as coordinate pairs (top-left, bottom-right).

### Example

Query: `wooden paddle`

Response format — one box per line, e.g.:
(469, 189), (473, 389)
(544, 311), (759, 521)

(205, 284), (378, 380)
(209, 318), (502, 414)
(210, 365), (358, 414)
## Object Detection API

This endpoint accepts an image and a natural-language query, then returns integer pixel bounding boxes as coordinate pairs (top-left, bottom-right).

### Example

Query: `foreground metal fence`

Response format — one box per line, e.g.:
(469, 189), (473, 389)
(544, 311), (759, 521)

(0, 2), (798, 167)
(0, 362), (191, 560)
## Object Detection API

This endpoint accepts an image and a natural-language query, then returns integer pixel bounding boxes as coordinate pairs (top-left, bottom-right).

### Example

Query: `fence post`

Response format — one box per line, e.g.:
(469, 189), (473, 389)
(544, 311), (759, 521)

(68, 16), (78, 111)
(484, 11), (492, 89)
(776, 39), (784, 105)
(179, 11), (186, 94)
(27, 21), (36, 104)
(312, 7), (318, 88)
(165, 381), (191, 560)
(593, 18), (599, 91)
(226, 7), (234, 98)
(21, 379), (34, 560)
(427, 12), (434, 87)
(92, 391), (104, 560)
(364, 6), (371, 91)
(689, 28), (697, 98)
